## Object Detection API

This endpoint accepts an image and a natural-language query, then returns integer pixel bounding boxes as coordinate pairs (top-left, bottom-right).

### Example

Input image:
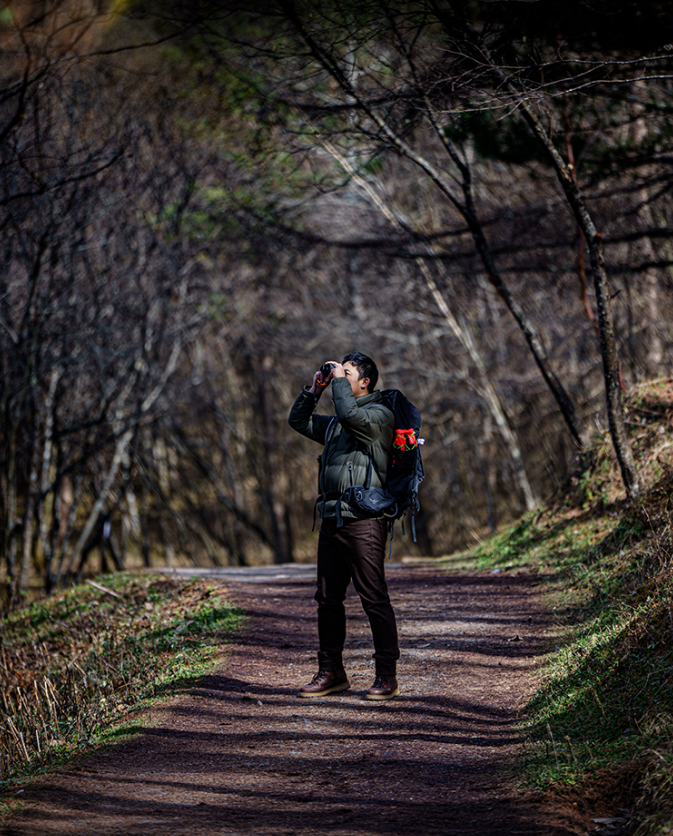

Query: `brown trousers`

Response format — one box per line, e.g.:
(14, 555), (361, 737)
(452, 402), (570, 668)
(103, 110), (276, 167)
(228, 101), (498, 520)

(315, 517), (399, 675)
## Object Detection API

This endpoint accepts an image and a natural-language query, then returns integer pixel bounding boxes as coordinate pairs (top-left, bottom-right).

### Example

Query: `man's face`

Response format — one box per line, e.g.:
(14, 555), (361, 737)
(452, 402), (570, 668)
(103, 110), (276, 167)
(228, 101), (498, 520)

(343, 361), (370, 398)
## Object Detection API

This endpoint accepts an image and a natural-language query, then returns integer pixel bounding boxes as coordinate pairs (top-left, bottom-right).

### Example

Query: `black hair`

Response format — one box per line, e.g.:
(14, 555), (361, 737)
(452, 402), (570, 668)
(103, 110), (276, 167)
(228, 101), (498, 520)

(341, 352), (379, 392)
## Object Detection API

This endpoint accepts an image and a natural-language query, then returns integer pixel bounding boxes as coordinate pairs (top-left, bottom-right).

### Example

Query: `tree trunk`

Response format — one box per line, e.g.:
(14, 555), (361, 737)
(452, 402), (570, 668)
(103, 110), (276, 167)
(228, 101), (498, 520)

(324, 143), (538, 512)
(421, 263), (538, 513)
(258, 354), (293, 564)
(481, 412), (498, 533)
(37, 367), (60, 593)
(508, 84), (640, 499)
(629, 78), (664, 378)
(4, 425), (19, 605)
(460, 199), (586, 450)
(18, 439), (39, 597)
(285, 11), (585, 450)
(64, 426), (135, 578)
(320, 114), (585, 451)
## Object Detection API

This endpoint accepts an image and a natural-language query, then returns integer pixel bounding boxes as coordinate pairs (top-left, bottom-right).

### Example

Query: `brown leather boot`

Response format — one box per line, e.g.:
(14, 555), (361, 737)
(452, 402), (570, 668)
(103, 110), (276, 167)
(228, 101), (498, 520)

(365, 674), (399, 700)
(298, 669), (350, 698)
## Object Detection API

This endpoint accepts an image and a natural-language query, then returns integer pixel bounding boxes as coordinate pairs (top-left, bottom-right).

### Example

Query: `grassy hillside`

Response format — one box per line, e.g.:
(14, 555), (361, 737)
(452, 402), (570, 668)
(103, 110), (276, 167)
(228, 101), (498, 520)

(470, 379), (673, 834)
(0, 574), (242, 799)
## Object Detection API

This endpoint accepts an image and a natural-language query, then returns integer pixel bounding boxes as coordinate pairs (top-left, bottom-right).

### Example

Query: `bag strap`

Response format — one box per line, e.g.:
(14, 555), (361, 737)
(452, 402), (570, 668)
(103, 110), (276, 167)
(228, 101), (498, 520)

(363, 454), (373, 490)
(335, 496), (344, 528)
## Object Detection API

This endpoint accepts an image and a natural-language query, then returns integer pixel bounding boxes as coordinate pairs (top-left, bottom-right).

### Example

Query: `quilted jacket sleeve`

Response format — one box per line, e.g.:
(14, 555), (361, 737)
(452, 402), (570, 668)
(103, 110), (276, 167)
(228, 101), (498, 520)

(288, 386), (332, 445)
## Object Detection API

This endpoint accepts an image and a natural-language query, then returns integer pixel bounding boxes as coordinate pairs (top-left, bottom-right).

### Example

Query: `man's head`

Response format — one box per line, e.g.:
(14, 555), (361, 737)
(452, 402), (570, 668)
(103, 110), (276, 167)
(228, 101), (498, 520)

(341, 352), (379, 396)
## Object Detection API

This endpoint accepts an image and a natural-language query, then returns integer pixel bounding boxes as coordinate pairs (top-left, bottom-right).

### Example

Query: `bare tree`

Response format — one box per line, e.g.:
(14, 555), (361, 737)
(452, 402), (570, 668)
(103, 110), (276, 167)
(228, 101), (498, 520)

(441, 16), (655, 498)
(211, 1), (587, 451)
(323, 141), (537, 509)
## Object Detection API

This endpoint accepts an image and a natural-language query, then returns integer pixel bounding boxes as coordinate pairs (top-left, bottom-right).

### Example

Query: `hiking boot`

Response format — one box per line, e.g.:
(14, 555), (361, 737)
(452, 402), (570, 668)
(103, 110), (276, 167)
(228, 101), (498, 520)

(365, 674), (399, 700)
(298, 669), (350, 698)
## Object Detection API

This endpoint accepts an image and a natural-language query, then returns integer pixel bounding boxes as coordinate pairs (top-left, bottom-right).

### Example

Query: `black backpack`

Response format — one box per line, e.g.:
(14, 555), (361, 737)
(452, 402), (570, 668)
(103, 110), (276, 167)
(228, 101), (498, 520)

(338, 389), (425, 544)
(380, 389), (425, 531)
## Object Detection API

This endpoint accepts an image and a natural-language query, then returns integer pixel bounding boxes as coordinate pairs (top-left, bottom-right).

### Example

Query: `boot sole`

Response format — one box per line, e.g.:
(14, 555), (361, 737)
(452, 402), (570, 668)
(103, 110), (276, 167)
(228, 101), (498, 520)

(297, 680), (350, 698)
(365, 687), (400, 700)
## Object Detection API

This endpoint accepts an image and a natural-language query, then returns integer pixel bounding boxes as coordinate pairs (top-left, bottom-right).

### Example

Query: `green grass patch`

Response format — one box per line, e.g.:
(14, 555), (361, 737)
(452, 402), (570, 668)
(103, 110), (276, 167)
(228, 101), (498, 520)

(471, 380), (673, 833)
(0, 573), (243, 795)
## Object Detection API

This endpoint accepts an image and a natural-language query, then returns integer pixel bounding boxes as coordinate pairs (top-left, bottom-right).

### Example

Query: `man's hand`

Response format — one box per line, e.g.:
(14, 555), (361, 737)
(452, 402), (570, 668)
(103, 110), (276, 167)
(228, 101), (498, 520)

(308, 361), (344, 395)
(308, 370), (327, 395)
(324, 361), (345, 379)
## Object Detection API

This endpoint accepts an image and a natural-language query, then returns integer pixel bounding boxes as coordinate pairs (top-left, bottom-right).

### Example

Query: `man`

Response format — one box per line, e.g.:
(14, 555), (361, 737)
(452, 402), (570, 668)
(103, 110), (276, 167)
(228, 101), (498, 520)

(288, 352), (400, 700)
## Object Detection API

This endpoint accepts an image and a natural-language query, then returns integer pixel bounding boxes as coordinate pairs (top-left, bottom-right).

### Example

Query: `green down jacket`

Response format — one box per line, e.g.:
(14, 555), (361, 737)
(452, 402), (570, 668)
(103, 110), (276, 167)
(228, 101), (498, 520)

(288, 377), (394, 521)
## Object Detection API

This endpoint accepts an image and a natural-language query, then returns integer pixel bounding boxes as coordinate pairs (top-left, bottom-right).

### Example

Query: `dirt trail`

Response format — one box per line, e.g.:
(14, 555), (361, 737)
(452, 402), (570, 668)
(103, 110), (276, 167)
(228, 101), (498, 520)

(3, 567), (588, 835)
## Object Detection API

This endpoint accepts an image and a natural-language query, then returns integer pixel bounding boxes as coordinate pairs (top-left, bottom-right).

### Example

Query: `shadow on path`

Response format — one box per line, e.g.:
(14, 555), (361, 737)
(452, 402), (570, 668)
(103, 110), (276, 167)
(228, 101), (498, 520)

(3, 567), (585, 836)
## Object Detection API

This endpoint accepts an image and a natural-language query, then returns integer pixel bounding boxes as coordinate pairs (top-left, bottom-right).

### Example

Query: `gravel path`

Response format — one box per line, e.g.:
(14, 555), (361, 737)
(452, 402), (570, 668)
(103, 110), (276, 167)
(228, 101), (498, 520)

(2, 566), (587, 835)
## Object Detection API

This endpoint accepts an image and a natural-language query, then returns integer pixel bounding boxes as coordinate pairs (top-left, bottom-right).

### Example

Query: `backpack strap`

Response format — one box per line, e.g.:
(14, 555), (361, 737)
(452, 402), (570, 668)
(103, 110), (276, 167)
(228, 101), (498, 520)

(314, 491), (344, 528)
(363, 451), (374, 489)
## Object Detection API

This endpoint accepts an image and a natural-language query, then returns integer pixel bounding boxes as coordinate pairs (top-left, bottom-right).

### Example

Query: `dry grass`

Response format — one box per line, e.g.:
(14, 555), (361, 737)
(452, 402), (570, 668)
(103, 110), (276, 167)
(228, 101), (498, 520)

(0, 573), (241, 790)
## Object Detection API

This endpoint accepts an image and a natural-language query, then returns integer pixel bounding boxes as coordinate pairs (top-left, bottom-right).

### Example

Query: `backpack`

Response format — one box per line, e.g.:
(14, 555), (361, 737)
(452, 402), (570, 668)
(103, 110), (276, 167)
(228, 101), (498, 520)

(339, 389), (425, 546)
(380, 388), (425, 534)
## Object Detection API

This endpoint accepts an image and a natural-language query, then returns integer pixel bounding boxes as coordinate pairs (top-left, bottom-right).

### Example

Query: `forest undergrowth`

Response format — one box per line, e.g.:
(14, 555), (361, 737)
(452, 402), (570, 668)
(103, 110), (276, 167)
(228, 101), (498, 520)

(0, 574), (242, 804)
(469, 378), (673, 835)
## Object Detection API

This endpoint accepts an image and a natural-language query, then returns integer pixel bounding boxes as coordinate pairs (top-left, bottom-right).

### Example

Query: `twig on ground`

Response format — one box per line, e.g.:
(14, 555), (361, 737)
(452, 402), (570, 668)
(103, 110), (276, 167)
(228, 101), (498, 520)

(85, 580), (123, 599)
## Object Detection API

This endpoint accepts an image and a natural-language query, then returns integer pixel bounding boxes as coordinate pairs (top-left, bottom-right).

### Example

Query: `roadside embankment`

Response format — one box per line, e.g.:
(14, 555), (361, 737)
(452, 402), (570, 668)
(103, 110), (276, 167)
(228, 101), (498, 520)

(0, 574), (242, 797)
(465, 379), (673, 834)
